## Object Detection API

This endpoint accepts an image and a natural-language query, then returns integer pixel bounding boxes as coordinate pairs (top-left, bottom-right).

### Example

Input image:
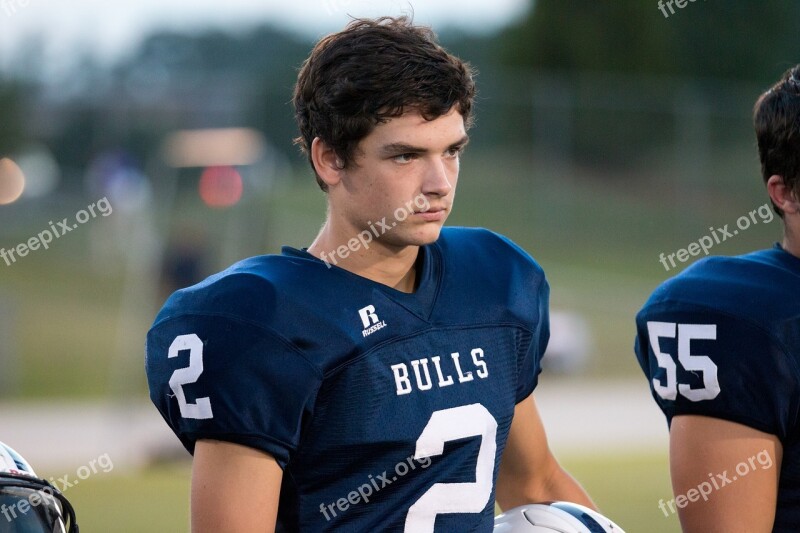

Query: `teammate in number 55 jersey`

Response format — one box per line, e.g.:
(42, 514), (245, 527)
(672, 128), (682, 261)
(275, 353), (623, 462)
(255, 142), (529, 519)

(146, 16), (595, 532)
(635, 65), (800, 532)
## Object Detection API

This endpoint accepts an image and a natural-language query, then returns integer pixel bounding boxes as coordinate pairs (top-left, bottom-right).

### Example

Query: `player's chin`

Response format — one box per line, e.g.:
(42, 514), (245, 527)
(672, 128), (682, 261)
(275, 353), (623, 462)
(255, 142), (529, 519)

(403, 221), (445, 246)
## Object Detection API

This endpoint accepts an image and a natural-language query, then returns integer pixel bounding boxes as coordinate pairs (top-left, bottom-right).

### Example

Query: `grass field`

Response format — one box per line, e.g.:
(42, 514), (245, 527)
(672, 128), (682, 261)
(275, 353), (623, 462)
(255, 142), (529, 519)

(62, 464), (191, 532)
(562, 453), (679, 532)
(60, 452), (678, 531)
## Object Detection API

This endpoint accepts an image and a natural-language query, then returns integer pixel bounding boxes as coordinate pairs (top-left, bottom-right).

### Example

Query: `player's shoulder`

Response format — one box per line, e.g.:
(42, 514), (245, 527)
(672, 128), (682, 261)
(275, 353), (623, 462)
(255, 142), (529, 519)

(436, 226), (545, 280)
(641, 245), (800, 326)
(151, 252), (320, 330)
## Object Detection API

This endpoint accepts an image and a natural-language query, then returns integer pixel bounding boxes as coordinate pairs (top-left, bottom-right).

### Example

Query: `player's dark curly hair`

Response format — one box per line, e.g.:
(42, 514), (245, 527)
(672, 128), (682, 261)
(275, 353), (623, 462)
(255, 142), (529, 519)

(293, 16), (477, 191)
(753, 64), (800, 217)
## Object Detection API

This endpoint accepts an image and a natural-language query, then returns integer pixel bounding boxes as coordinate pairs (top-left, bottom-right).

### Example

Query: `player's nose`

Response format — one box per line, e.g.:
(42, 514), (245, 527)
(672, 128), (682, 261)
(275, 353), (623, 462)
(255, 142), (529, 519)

(422, 158), (453, 197)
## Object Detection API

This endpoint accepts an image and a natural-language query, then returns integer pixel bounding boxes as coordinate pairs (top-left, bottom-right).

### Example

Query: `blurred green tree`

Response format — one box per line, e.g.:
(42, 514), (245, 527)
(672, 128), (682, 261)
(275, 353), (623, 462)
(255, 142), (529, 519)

(492, 0), (800, 167)
(500, 0), (800, 82)
(0, 82), (26, 155)
(500, 0), (672, 76)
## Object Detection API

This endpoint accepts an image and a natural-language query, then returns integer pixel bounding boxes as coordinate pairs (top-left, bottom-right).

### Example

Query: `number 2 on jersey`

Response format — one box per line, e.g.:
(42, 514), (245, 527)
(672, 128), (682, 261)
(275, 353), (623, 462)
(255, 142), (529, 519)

(647, 321), (720, 401)
(168, 334), (214, 419)
(404, 404), (497, 532)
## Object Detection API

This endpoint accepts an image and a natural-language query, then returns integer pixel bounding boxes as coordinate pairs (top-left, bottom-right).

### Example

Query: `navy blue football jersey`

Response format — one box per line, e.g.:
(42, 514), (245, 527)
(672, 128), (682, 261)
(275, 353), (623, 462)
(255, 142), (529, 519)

(146, 227), (549, 532)
(635, 244), (800, 531)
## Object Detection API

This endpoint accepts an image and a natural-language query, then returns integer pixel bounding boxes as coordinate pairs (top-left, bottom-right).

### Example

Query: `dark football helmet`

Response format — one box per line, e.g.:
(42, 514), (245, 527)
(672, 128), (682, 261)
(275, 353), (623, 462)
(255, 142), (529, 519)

(0, 441), (77, 533)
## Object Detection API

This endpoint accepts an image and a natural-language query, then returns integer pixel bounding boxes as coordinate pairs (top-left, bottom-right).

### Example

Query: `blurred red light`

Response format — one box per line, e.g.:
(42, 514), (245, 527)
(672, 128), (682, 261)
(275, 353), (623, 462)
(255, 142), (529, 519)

(198, 166), (243, 208)
(0, 158), (26, 205)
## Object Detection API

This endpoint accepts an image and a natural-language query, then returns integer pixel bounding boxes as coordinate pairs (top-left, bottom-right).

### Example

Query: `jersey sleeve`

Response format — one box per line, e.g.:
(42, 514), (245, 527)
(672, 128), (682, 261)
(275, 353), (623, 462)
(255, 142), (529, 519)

(516, 280), (549, 403)
(485, 231), (551, 403)
(513, 258), (550, 404)
(146, 314), (322, 468)
(635, 305), (800, 441)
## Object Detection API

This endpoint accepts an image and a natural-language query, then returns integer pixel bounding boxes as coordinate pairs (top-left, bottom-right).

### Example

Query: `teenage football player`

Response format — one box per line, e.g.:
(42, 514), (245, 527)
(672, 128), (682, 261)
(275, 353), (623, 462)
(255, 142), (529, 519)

(635, 65), (800, 532)
(147, 16), (595, 532)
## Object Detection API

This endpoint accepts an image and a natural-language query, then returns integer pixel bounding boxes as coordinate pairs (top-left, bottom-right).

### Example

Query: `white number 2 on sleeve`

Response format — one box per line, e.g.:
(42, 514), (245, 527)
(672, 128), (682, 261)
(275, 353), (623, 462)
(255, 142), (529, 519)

(168, 334), (214, 420)
(404, 403), (497, 532)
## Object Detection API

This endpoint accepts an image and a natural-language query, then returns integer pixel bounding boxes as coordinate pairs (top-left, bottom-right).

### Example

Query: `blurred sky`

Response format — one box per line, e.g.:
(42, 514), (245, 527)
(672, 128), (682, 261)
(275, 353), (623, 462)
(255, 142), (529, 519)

(0, 0), (528, 74)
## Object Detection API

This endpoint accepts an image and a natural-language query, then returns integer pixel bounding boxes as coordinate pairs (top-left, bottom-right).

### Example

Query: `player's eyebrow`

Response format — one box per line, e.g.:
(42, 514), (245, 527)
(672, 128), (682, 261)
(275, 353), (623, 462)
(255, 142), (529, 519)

(379, 135), (470, 156)
(450, 135), (470, 150)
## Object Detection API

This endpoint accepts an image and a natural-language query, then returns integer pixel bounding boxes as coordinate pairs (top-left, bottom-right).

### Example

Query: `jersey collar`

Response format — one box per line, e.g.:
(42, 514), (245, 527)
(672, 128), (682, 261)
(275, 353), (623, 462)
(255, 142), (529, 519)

(280, 242), (443, 322)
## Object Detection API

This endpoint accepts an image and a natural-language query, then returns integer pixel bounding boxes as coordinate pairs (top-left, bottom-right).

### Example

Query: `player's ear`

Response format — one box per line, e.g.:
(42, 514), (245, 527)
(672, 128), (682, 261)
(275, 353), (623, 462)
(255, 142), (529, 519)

(767, 174), (800, 215)
(311, 137), (345, 188)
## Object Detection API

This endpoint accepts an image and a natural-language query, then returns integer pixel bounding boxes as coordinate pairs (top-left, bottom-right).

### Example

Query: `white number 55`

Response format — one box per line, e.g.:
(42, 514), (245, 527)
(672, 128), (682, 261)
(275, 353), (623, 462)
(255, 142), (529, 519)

(647, 321), (720, 402)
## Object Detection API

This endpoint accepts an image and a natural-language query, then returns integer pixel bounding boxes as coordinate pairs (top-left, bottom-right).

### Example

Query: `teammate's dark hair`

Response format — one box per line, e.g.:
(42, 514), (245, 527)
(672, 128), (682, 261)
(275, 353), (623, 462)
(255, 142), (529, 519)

(293, 16), (477, 191)
(753, 64), (800, 217)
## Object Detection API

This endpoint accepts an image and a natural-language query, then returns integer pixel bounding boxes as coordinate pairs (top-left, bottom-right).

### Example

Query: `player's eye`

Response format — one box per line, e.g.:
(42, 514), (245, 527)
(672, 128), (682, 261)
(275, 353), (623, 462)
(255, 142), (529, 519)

(393, 153), (417, 164)
(445, 147), (462, 159)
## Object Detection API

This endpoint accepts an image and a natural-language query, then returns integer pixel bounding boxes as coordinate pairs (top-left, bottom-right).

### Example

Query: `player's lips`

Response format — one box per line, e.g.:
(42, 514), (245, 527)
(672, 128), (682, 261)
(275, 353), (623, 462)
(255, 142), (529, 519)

(413, 207), (448, 222)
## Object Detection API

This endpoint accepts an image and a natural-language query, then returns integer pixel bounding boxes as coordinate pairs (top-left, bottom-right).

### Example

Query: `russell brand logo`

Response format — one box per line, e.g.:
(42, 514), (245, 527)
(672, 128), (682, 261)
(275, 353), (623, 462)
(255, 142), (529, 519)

(359, 305), (387, 337)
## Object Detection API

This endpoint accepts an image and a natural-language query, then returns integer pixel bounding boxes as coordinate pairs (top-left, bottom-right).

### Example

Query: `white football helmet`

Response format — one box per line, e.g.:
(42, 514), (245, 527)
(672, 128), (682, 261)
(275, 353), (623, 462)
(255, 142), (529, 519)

(0, 440), (77, 532)
(494, 502), (625, 532)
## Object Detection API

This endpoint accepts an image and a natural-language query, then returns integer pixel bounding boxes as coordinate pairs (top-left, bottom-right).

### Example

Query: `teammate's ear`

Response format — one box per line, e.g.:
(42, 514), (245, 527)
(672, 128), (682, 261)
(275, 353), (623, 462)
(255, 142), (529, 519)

(311, 137), (344, 188)
(767, 174), (800, 215)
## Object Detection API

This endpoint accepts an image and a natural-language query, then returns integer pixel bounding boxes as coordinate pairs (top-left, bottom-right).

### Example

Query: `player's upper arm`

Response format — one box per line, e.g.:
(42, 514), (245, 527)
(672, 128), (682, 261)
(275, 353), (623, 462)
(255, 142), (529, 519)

(146, 311), (322, 467)
(669, 415), (781, 533)
(496, 394), (594, 511)
(192, 439), (283, 533)
(635, 297), (800, 532)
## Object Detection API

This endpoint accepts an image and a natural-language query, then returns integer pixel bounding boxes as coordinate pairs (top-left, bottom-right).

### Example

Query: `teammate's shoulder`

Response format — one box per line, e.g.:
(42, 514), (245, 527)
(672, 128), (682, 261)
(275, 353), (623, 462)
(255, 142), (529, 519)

(642, 244), (800, 322)
(151, 252), (315, 329)
(437, 226), (544, 274)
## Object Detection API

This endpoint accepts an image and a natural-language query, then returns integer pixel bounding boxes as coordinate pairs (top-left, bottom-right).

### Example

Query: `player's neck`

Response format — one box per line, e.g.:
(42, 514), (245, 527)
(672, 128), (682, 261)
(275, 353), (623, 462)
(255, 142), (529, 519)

(354, 249), (420, 293)
(307, 224), (420, 293)
(781, 237), (800, 258)
(779, 211), (800, 258)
